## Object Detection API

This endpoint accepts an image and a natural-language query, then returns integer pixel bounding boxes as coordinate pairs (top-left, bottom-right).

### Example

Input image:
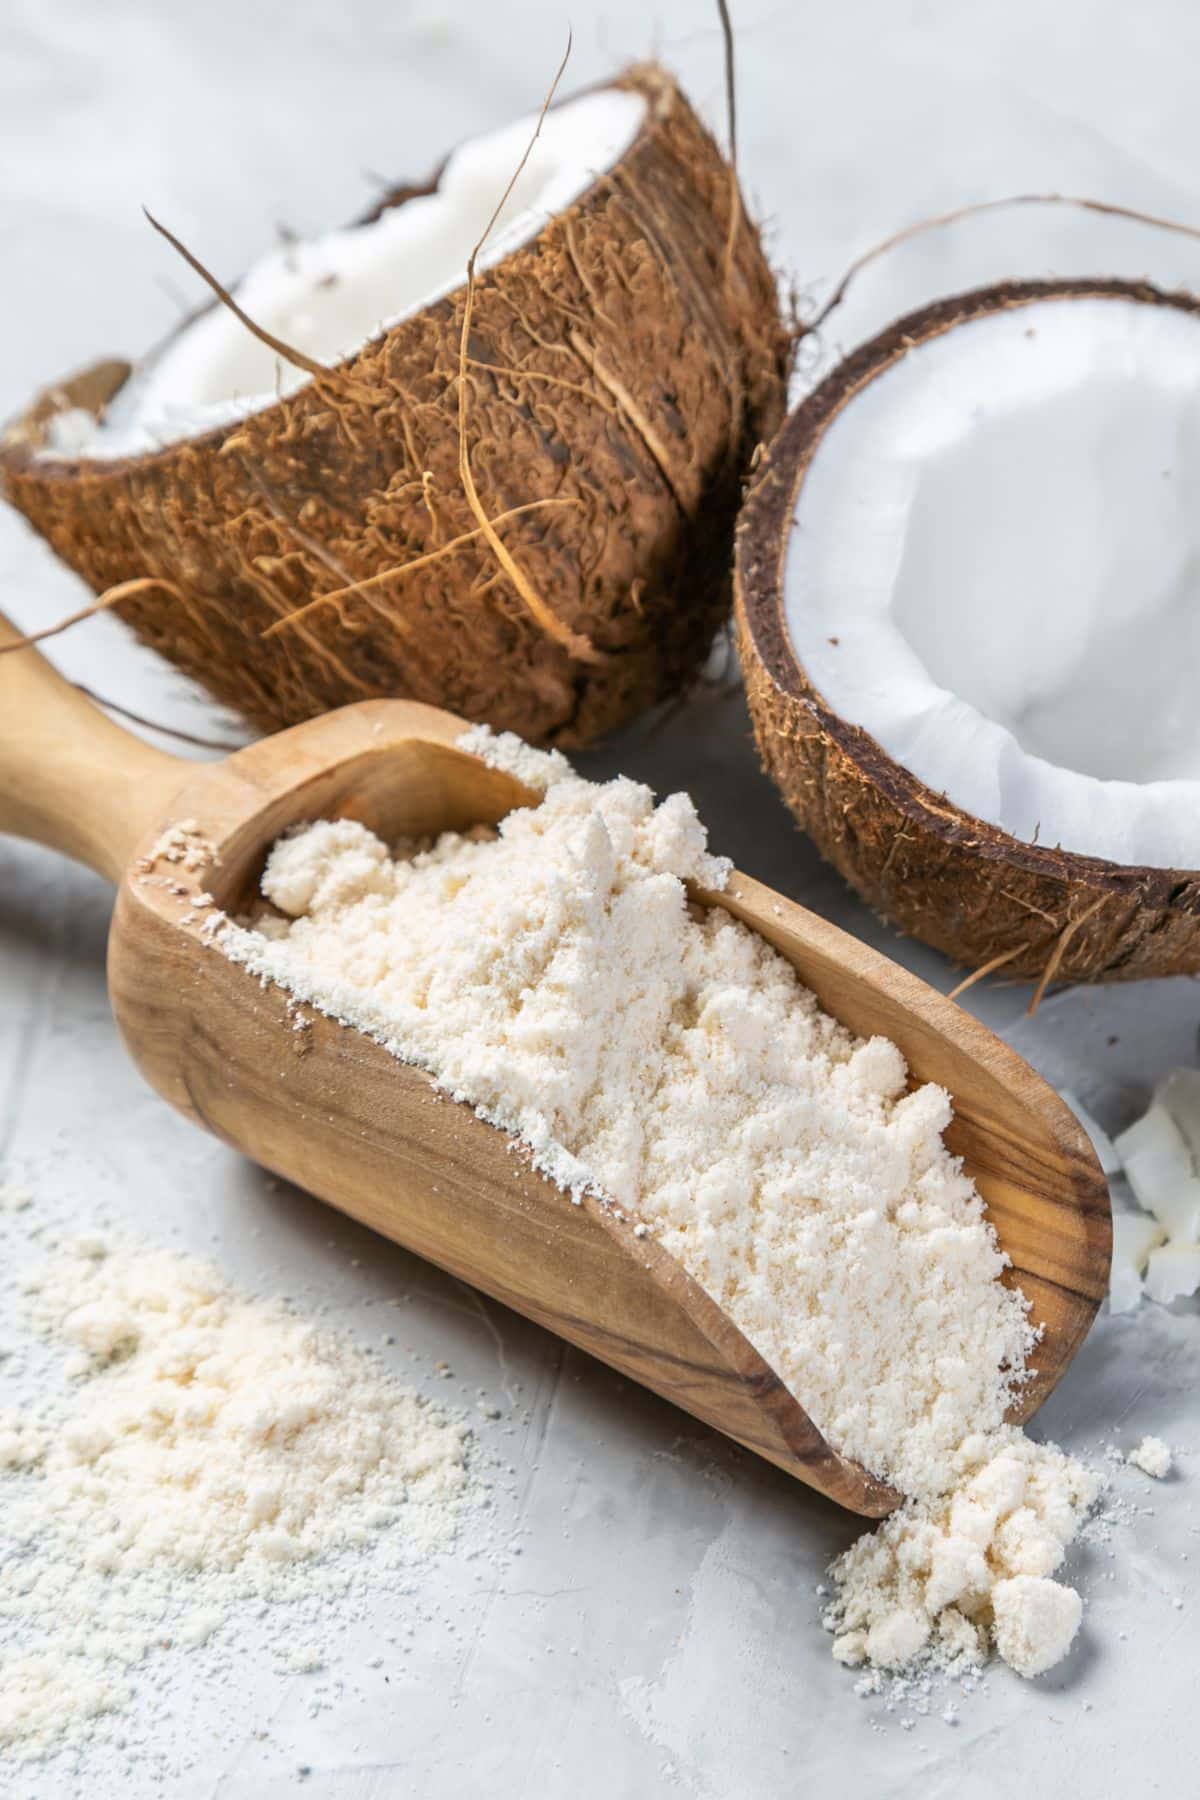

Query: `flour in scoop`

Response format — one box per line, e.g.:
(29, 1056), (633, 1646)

(218, 729), (1100, 1680)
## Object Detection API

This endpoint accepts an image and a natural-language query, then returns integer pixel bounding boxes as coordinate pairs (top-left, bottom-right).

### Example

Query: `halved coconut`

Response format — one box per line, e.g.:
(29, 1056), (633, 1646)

(736, 278), (1200, 983)
(1, 65), (788, 746)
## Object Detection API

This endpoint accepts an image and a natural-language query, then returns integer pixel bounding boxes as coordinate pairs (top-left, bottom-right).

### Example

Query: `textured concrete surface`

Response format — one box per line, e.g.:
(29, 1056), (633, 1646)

(1, 2), (1197, 1794)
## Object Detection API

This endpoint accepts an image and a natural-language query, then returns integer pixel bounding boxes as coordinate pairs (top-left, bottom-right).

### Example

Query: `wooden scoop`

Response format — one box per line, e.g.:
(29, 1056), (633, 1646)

(0, 613), (1111, 1518)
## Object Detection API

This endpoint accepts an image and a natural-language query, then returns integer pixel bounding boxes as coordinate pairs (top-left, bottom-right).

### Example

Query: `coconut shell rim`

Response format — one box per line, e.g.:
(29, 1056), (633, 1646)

(0, 62), (676, 483)
(736, 274), (1200, 904)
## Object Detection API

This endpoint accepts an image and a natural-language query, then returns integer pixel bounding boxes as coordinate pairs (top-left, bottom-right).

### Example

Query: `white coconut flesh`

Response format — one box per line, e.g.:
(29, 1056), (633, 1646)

(785, 296), (1200, 870)
(1108, 1067), (1200, 1311)
(45, 88), (646, 461)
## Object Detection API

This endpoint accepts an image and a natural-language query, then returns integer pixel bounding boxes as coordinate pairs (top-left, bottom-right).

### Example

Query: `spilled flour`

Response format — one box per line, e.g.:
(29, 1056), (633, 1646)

(215, 728), (1102, 1681)
(1127, 1435), (1172, 1479)
(0, 1232), (474, 1762)
(827, 1431), (1096, 1677)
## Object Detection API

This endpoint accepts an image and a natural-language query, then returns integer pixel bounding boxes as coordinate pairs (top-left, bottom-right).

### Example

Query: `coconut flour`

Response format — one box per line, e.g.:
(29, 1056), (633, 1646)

(0, 1231), (475, 1762)
(1128, 1435), (1172, 1479)
(215, 729), (1101, 1681)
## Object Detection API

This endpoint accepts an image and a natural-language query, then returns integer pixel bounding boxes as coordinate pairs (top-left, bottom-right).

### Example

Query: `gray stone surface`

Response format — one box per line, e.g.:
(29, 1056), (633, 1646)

(1, 3), (1197, 1793)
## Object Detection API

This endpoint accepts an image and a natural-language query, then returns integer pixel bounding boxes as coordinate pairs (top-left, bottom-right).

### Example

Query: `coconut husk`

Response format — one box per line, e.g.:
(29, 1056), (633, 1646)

(735, 278), (1200, 986)
(1, 65), (789, 747)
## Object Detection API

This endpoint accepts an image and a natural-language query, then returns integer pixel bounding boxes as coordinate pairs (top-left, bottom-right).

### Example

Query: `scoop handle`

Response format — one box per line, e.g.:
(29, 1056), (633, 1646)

(0, 612), (187, 883)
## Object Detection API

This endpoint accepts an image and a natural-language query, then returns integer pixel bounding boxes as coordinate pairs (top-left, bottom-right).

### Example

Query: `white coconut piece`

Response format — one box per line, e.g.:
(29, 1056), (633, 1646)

(1157, 1068), (1200, 1167)
(1114, 1104), (1197, 1225)
(1108, 1210), (1166, 1315)
(1143, 1241), (1200, 1306)
(785, 297), (1200, 869)
(46, 89), (646, 460)
(1143, 1175), (1200, 1246)
(1059, 1090), (1121, 1176)
(1114, 1102), (1188, 1171)
(1107, 1261), (1143, 1317)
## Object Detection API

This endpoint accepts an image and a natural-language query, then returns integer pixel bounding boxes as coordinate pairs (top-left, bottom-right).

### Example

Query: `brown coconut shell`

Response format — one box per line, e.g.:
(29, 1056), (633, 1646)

(1, 65), (789, 747)
(736, 277), (1200, 985)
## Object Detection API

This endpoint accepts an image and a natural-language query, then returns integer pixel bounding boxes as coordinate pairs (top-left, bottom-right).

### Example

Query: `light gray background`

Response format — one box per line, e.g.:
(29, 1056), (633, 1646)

(1, 1), (1197, 1794)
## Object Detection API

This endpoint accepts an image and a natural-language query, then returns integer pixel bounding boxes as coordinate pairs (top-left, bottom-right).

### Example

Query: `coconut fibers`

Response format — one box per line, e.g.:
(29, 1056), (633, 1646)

(216, 729), (1100, 1680)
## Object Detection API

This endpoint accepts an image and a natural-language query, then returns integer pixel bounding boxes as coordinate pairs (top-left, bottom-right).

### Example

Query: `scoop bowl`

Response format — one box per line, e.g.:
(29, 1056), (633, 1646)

(0, 614), (1112, 1516)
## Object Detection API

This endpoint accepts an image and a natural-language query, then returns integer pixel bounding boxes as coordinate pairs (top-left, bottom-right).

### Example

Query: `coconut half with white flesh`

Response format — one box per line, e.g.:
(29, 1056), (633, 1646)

(1, 65), (788, 745)
(736, 278), (1200, 984)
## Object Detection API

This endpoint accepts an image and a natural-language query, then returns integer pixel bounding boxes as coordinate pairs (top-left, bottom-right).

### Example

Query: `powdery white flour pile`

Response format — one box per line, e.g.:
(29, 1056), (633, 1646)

(216, 728), (1101, 1682)
(0, 1232), (474, 1763)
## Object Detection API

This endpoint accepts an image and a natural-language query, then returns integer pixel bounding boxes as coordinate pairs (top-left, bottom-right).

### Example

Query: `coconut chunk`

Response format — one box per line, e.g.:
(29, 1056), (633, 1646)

(1108, 1211), (1166, 1314)
(1115, 1102), (1200, 1240)
(1060, 1090), (1120, 1176)
(1144, 1176), (1200, 1246)
(1157, 1068), (1200, 1167)
(1115, 1105), (1197, 1224)
(1143, 1241), (1200, 1306)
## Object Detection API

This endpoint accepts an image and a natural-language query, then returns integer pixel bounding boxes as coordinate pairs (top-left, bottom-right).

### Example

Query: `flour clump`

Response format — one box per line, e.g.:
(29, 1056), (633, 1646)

(1127, 1435), (1172, 1479)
